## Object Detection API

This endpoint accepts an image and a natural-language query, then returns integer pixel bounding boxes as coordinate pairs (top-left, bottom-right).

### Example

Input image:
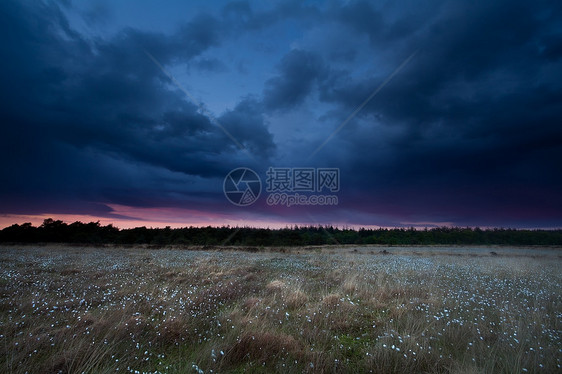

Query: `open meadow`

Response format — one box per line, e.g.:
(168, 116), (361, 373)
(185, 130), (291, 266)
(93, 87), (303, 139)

(1, 245), (560, 373)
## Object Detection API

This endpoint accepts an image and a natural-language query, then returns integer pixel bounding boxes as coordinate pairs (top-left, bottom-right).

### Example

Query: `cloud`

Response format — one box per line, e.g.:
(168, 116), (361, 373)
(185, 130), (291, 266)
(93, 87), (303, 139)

(286, 0), (561, 226)
(263, 49), (326, 111)
(189, 57), (229, 73)
(314, 1), (562, 179)
(219, 98), (276, 157)
(0, 0), (274, 215)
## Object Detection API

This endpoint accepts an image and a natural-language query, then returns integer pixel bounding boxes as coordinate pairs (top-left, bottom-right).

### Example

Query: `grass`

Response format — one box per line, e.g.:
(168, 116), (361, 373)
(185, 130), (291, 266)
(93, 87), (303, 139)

(0, 245), (560, 373)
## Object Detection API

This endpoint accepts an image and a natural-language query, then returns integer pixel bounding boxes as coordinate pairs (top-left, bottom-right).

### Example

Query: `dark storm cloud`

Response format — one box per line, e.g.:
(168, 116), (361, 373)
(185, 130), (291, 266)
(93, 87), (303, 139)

(0, 0), (274, 215)
(219, 98), (276, 157)
(264, 49), (326, 111)
(311, 1), (562, 214)
(246, 0), (562, 227)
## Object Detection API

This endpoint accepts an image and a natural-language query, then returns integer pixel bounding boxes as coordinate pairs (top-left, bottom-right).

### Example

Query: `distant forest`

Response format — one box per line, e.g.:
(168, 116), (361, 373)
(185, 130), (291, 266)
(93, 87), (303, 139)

(1, 219), (561, 246)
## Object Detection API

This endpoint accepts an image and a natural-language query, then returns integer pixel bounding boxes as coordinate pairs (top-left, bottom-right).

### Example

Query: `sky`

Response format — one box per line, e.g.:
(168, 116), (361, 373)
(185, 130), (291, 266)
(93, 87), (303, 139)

(0, 0), (561, 229)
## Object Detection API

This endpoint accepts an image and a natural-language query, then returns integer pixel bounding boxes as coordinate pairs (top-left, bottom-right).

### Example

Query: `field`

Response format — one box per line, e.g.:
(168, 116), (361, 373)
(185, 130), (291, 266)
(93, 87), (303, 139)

(0, 245), (560, 373)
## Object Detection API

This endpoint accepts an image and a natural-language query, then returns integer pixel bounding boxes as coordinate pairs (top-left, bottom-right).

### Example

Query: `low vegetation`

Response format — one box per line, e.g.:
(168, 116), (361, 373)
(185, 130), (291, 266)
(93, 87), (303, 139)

(0, 246), (560, 373)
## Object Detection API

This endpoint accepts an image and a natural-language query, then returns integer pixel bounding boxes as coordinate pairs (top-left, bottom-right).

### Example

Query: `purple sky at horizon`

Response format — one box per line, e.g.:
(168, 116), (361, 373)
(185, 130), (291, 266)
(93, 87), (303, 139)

(1, 0), (561, 230)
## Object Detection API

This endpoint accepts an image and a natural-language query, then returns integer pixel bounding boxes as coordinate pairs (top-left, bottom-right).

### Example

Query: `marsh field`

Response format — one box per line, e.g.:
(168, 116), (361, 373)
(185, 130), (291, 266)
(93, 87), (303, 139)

(0, 245), (560, 373)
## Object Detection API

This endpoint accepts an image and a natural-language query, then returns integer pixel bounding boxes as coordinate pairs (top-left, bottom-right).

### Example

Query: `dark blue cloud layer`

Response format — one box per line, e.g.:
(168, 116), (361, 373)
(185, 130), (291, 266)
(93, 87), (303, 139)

(0, 0), (561, 228)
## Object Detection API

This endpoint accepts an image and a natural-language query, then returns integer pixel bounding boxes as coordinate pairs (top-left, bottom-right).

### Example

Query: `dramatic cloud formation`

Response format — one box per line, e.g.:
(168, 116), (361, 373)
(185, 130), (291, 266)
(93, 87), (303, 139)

(0, 0), (561, 229)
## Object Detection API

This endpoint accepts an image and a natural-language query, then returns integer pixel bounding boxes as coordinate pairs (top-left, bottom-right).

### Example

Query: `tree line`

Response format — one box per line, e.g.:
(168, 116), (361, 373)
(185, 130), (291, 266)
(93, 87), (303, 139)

(0, 219), (561, 246)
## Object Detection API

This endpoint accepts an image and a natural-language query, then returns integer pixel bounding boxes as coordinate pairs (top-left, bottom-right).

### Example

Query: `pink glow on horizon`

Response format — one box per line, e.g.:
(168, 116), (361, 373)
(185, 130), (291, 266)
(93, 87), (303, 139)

(2, 211), (549, 231)
(0, 214), (398, 230)
(0, 213), (297, 230)
(0, 213), (203, 230)
(0, 203), (311, 230)
(105, 204), (300, 229)
(0, 205), (499, 231)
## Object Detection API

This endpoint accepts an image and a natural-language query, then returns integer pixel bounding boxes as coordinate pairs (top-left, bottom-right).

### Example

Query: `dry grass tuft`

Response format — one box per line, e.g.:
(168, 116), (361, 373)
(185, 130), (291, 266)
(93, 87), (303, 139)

(342, 275), (359, 295)
(242, 296), (260, 311)
(157, 317), (191, 344)
(223, 331), (302, 365)
(265, 279), (286, 293)
(286, 289), (308, 309)
(321, 293), (342, 308)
